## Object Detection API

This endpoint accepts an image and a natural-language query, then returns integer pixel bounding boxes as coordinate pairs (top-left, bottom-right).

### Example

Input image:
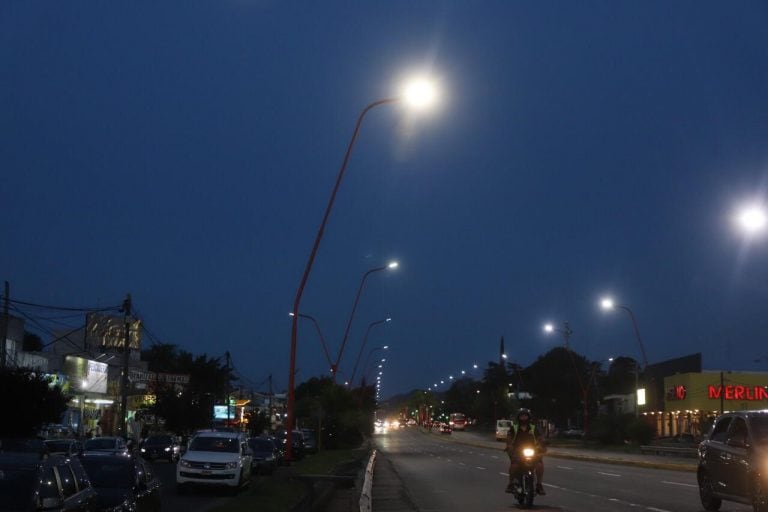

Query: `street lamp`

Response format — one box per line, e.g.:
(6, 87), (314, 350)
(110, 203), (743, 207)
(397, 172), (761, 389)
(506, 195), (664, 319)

(361, 345), (389, 386)
(350, 319), (391, 385)
(288, 312), (333, 373)
(734, 203), (767, 236)
(287, 78), (439, 461)
(333, 263), (398, 381)
(543, 321), (573, 350)
(599, 297), (649, 369)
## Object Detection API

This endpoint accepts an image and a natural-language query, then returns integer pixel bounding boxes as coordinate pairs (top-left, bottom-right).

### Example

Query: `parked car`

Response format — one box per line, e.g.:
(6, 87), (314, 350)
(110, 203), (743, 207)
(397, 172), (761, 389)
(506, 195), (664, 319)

(269, 436), (285, 466)
(140, 435), (181, 462)
(84, 437), (130, 456)
(80, 452), (162, 511)
(300, 428), (318, 453)
(439, 423), (452, 434)
(697, 410), (768, 511)
(0, 438), (49, 456)
(248, 437), (279, 474)
(562, 428), (586, 439)
(0, 452), (97, 511)
(274, 429), (305, 460)
(176, 431), (253, 493)
(44, 439), (84, 457)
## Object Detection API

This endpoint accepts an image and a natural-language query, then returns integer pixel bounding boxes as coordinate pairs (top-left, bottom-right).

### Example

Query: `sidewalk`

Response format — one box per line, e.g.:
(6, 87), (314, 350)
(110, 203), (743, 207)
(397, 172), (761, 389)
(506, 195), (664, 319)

(370, 452), (418, 511)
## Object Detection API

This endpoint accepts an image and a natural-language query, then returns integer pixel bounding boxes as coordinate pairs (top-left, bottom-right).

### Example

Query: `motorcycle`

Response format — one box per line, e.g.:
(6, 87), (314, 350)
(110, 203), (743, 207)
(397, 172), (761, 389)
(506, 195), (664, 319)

(512, 446), (539, 508)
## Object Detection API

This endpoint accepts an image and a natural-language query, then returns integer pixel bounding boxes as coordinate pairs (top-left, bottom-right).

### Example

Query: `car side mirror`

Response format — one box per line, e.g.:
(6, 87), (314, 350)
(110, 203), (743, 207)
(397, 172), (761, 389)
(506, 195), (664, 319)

(40, 497), (63, 510)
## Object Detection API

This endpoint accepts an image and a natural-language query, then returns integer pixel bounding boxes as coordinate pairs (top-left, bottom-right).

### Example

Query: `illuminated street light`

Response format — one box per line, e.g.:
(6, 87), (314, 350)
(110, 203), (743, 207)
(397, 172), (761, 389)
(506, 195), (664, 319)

(542, 321), (573, 350)
(402, 77), (439, 110)
(335, 264), (398, 382)
(349, 317), (392, 385)
(288, 79), (440, 460)
(735, 203), (767, 235)
(599, 296), (649, 369)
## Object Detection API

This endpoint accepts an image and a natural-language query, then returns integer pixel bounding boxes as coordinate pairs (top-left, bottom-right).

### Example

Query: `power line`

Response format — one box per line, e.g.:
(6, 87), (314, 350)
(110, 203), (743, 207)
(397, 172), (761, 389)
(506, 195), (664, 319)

(3, 297), (121, 313)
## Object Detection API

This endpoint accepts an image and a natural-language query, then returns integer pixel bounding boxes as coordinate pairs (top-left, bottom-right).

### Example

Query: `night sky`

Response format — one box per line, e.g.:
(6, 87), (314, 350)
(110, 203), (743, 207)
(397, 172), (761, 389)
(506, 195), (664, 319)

(3, 2), (768, 398)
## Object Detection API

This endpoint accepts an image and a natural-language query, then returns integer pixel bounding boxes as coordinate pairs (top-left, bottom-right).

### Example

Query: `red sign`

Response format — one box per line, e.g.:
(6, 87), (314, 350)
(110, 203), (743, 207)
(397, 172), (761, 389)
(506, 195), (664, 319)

(667, 385), (687, 400)
(708, 385), (768, 401)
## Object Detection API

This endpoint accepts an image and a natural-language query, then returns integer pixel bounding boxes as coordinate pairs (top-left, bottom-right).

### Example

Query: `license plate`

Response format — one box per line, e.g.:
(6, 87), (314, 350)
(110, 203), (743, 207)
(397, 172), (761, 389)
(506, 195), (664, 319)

(202, 470), (212, 474)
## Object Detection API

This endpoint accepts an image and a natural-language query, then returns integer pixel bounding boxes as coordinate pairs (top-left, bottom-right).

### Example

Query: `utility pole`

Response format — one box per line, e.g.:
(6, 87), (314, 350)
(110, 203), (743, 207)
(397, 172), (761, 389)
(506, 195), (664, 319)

(0, 281), (9, 369)
(268, 374), (273, 431)
(226, 351), (231, 423)
(118, 294), (132, 438)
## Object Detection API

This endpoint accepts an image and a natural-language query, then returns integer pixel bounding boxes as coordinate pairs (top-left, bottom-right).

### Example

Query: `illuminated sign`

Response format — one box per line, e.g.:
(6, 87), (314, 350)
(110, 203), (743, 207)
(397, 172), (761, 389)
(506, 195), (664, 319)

(64, 356), (108, 394)
(637, 388), (646, 406)
(213, 405), (236, 420)
(667, 385), (687, 400)
(708, 385), (768, 401)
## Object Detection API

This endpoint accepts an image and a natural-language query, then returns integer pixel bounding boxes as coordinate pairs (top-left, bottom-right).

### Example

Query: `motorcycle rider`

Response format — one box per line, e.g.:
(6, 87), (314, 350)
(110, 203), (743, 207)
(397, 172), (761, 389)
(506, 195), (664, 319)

(504, 408), (545, 495)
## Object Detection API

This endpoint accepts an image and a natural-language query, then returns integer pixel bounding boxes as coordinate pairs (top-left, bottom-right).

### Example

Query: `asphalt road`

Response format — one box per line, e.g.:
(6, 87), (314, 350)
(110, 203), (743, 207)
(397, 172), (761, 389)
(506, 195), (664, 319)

(374, 427), (752, 512)
(149, 457), (235, 512)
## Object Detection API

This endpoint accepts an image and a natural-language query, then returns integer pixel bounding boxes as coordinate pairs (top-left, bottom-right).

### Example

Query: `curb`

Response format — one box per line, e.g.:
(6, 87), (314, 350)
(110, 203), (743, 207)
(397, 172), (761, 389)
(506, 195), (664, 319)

(359, 449), (376, 512)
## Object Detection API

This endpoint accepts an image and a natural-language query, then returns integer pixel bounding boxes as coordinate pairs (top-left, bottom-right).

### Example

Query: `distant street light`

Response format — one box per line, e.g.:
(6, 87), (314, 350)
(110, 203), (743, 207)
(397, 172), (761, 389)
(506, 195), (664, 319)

(543, 321), (573, 350)
(349, 317), (391, 385)
(287, 78), (440, 461)
(599, 297), (649, 369)
(361, 346), (389, 386)
(333, 263), (398, 381)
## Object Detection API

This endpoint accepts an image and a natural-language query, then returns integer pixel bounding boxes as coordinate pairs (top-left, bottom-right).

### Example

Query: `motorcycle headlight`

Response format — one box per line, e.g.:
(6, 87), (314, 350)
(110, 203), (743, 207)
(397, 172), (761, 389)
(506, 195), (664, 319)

(164, 447), (171, 452)
(179, 459), (192, 468)
(226, 461), (239, 469)
(522, 448), (535, 458)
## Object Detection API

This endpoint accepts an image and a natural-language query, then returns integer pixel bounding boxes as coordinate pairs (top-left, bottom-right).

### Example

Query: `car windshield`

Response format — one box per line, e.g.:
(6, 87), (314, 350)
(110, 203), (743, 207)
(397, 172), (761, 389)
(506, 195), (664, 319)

(79, 458), (135, 488)
(85, 438), (116, 450)
(145, 435), (172, 445)
(750, 417), (768, 444)
(0, 466), (37, 510)
(44, 441), (72, 453)
(249, 439), (274, 451)
(189, 437), (239, 453)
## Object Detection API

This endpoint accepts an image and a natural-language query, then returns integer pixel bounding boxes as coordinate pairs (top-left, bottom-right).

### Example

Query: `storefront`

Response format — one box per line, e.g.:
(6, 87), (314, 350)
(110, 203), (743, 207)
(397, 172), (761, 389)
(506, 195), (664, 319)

(646, 371), (768, 439)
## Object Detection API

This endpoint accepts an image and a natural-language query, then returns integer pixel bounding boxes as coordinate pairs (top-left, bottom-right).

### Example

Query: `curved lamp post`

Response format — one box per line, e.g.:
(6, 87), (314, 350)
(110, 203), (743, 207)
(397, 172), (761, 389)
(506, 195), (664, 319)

(349, 317), (391, 385)
(599, 298), (649, 369)
(289, 312), (333, 373)
(286, 78), (439, 461)
(333, 264), (397, 381)
(543, 321), (573, 350)
(360, 345), (389, 386)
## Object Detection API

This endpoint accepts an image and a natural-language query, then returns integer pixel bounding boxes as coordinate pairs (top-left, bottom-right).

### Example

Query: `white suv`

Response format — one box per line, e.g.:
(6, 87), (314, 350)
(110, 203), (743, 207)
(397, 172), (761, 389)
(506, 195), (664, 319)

(177, 431), (253, 493)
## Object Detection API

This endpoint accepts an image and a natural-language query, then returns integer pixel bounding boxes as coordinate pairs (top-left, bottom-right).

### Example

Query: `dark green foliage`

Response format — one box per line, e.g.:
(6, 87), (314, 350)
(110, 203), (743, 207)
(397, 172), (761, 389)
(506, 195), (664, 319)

(0, 367), (69, 437)
(22, 332), (43, 352)
(589, 414), (655, 445)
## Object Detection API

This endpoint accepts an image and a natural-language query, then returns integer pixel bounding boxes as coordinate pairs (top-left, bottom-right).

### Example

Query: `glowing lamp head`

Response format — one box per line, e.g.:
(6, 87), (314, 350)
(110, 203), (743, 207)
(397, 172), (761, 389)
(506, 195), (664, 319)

(402, 78), (438, 110)
(737, 205), (767, 235)
(600, 298), (615, 310)
(387, 261), (399, 269)
(543, 323), (555, 333)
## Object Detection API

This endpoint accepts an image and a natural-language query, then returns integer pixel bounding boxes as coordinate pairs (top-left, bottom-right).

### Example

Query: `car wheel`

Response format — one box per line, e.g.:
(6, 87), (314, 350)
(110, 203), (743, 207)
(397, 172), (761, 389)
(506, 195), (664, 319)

(699, 471), (722, 511)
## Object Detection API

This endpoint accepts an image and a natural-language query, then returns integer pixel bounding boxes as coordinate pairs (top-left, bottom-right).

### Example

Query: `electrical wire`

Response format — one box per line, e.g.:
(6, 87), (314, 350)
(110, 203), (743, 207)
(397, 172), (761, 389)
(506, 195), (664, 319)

(2, 297), (121, 313)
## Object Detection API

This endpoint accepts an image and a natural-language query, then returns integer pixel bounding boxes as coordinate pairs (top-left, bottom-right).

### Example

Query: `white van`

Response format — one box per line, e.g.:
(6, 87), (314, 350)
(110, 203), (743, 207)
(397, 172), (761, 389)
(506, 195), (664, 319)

(177, 431), (252, 493)
(496, 419), (512, 441)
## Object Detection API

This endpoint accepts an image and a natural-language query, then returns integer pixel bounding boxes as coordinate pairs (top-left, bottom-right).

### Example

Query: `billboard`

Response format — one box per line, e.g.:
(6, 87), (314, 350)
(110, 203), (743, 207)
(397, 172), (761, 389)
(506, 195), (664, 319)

(85, 313), (141, 350)
(213, 405), (236, 420)
(64, 356), (108, 394)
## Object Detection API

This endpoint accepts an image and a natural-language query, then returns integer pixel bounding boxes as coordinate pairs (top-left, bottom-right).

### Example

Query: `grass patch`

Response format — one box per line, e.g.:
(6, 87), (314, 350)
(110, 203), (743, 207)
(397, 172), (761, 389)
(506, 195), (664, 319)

(207, 448), (369, 512)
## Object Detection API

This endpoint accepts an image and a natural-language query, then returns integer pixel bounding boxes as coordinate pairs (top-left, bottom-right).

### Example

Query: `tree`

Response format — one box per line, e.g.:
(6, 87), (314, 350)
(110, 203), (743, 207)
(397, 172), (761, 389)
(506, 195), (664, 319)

(23, 332), (43, 352)
(0, 367), (69, 437)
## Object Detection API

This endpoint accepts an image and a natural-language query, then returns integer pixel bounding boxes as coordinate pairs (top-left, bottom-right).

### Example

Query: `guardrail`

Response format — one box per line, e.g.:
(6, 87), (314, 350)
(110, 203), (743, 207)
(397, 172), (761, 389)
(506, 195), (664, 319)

(359, 449), (377, 512)
(639, 445), (698, 457)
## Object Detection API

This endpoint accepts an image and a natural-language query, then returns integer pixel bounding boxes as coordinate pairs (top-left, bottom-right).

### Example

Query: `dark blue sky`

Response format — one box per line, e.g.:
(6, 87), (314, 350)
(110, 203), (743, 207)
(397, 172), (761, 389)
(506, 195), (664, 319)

(3, 2), (768, 397)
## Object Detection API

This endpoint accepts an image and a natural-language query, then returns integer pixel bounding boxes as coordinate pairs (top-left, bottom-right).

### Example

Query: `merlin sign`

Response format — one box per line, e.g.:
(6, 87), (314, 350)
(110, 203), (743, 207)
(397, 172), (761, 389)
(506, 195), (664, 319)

(708, 385), (768, 401)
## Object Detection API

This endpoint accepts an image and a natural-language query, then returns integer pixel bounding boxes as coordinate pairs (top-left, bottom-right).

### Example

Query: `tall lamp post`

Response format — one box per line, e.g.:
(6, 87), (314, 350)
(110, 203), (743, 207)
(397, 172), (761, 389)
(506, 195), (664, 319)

(333, 263), (397, 381)
(599, 298), (649, 370)
(287, 78), (439, 461)
(543, 321), (589, 430)
(360, 345), (389, 386)
(349, 317), (391, 385)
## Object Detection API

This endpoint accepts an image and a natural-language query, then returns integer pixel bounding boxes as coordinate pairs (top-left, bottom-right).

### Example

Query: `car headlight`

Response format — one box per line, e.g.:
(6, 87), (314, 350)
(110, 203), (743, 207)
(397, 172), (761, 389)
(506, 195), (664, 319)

(164, 447), (171, 452)
(179, 459), (192, 467)
(226, 461), (239, 469)
(140, 448), (146, 453)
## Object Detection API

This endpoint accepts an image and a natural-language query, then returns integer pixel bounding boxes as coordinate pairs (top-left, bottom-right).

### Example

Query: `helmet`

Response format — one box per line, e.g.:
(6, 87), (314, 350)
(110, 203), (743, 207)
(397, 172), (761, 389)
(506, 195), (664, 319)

(516, 408), (531, 425)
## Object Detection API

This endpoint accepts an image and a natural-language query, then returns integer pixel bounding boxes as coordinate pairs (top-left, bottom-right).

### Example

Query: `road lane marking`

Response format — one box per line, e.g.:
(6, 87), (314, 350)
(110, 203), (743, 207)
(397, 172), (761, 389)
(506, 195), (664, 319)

(458, 462), (466, 466)
(661, 481), (696, 488)
(500, 472), (508, 476)
(490, 455), (499, 459)
(598, 471), (621, 477)
(647, 508), (671, 512)
(556, 465), (574, 470)
(475, 466), (487, 470)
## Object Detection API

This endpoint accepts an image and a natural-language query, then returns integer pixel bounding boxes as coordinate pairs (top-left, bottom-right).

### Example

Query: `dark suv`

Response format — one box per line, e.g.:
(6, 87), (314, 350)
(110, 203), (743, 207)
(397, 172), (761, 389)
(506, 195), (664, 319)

(0, 452), (97, 511)
(697, 411), (768, 511)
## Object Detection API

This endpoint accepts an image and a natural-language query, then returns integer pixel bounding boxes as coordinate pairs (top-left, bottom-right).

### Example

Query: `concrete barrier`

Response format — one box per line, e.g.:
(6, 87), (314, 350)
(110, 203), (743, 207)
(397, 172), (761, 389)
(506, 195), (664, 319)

(359, 449), (377, 512)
